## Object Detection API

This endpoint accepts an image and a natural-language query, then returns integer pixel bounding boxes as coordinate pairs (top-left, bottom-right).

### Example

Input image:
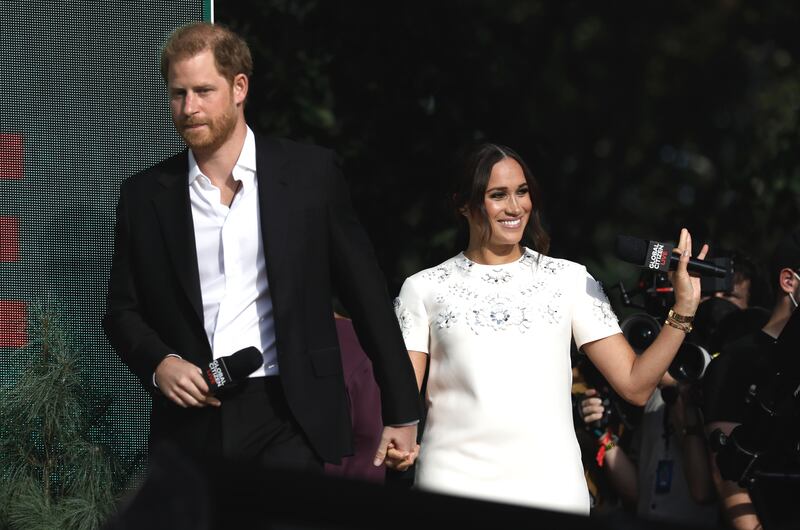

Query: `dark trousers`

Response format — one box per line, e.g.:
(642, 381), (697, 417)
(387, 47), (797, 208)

(211, 376), (323, 473)
(129, 378), (323, 530)
(149, 376), (323, 474)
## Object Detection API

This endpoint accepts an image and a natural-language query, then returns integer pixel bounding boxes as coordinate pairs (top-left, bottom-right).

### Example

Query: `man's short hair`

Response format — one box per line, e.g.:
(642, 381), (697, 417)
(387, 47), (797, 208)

(769, 228), (800, 282)
(160, 22), (253, 83)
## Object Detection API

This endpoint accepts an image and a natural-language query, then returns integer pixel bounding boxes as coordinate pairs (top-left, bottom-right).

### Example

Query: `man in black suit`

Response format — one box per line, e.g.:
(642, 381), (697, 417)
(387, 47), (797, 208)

(104, 22), (420, 471)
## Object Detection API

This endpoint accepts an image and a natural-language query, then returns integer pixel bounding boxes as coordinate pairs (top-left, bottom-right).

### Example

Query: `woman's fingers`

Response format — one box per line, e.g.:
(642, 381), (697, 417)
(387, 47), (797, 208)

(675, 228), (691, 274)
(670, 228), (712, 315)
(386, 446), (416, 471)
(677, 227), (688, 252)
(685, 230), (692, 257)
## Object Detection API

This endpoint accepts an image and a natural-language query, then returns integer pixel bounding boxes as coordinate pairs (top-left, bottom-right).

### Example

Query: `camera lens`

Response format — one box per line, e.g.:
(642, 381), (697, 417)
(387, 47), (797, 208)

(668, 343), (711, 382)
(621, 314), (661, 353)
(629, 321), (656, 350)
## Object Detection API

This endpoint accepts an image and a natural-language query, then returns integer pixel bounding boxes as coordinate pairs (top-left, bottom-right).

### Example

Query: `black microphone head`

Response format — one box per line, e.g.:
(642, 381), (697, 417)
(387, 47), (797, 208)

(615, 235), (649, 266)
(224, 347), (264, 379)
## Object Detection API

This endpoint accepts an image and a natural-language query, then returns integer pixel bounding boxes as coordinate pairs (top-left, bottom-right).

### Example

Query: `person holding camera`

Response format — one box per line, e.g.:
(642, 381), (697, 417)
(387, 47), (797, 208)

(702, 229), (800, 530)
(390, 143), (708, 514)
(578, 374), (718, 527)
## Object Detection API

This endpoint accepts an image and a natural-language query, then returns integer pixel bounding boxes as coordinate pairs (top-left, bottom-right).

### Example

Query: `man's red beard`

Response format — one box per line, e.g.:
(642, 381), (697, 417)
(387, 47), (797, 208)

(177, 106), (237, 154)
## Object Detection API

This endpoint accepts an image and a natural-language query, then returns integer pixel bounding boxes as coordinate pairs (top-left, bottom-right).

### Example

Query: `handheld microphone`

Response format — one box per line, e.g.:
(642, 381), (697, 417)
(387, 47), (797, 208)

(203, 346), (264, 392)
(615, 235), (726, 278)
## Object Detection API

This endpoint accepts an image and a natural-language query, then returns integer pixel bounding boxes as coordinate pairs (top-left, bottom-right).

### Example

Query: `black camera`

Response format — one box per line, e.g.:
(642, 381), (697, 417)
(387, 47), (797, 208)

(573, 355), (642, 434)
(617, 271), (733, 383)
(620, 312), (713, 383)
(700, 255), (734, 296)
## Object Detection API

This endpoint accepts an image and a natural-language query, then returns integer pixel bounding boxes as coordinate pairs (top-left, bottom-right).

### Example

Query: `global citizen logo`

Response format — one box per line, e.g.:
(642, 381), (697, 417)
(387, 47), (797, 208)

(206, 359), (227, 388)
(647, 242), (669, 270)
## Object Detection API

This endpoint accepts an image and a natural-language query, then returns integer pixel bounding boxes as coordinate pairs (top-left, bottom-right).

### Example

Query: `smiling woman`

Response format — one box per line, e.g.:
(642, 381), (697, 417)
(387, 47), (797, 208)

(469, 156), (532, 252)
(393, 142), (708, 514)
(453, 144), (549, 264)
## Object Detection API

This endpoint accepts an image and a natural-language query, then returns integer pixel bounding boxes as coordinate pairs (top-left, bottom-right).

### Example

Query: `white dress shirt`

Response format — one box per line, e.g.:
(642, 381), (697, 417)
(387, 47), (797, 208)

(188, 127), (278, 377)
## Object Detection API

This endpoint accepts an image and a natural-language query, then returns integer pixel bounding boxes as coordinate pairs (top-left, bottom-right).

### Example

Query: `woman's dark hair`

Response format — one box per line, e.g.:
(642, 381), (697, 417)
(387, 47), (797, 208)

(451, 143), (550, 254)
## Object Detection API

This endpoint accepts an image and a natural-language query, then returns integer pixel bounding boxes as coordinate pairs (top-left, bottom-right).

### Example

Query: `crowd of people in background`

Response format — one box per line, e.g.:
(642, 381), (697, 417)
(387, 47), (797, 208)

(571, 231), (800, 529)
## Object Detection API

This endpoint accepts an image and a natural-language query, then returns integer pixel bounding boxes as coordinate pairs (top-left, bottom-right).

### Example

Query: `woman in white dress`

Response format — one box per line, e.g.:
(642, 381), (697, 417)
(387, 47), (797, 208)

(391, 143), (708, 514)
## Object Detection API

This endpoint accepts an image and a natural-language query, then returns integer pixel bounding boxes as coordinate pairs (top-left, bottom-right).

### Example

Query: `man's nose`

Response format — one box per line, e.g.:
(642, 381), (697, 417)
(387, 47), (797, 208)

(182, 92), (198, 115)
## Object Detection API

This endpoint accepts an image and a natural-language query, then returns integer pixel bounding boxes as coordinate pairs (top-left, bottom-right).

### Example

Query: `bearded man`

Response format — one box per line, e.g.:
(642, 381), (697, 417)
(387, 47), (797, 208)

(103, 22), (420, 474)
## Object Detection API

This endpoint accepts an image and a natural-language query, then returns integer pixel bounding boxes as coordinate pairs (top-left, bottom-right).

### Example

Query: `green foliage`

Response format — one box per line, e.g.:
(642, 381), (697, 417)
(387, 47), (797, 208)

(217, 1), (800, 293)
(0, 304), (139, 529)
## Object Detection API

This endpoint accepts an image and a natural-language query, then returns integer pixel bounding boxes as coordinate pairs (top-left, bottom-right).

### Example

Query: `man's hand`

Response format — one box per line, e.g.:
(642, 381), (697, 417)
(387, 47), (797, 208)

(373, 425), (418, 470)
(154, 356), (221, 408)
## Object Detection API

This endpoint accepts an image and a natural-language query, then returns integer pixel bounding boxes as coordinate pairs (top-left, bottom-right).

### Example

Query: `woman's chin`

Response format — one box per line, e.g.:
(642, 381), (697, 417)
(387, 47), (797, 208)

(486, 240), (523, 252)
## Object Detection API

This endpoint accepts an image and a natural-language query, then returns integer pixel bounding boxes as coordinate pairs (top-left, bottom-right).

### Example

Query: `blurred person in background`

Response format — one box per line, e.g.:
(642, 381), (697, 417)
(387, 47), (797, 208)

(579, 372), (719, 528)
(577, 284), (739, 527)
(323, 312), (385, 483)
(707, 251), (759, 310)
(702, 229), (800, 530)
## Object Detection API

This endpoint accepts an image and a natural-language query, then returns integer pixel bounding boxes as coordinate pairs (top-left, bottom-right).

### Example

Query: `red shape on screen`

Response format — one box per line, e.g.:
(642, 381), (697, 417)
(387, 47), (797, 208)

(0, 300), (27, 348)
(0, 216), (19, 262)
(0, 134), (23, 180)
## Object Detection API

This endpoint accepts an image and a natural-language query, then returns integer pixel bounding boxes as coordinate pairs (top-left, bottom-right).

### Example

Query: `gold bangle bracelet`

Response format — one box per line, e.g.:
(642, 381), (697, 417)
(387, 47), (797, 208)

(668, 308), (694, 324)
(664, 318), (693, 334)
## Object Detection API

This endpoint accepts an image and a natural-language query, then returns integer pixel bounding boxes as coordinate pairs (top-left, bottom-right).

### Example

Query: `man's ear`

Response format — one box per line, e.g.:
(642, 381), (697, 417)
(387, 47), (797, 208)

(779, 268), (798, 294)
(232, 73), (248, 105)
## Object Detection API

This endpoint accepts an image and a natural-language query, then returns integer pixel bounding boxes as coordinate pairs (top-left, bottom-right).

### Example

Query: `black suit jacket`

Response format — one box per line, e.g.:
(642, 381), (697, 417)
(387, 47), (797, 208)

(103, 134), (421, 463)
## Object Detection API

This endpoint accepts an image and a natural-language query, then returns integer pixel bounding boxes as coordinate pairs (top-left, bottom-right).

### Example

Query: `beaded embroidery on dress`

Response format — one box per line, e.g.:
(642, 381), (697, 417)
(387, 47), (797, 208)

(396, 248), (616, 337)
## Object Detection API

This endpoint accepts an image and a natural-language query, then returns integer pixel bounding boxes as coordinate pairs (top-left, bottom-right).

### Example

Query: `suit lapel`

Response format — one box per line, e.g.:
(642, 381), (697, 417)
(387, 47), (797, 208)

(255, 135), (291, 311)
(147, 137), (291, 331)
(151, 151), (204, 325)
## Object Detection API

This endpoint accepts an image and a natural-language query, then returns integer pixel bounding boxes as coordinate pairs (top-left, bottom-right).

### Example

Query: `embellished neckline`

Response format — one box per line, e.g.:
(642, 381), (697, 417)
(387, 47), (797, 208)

(458, 247), (537, 269)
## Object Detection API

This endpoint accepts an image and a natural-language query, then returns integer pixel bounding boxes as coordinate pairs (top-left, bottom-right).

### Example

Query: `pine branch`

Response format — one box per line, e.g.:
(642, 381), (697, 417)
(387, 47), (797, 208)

(0, 302), (144, 529)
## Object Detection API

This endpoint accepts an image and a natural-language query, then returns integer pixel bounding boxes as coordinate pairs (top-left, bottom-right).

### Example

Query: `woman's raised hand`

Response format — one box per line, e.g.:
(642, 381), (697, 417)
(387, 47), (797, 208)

(669, 228), (709, 316)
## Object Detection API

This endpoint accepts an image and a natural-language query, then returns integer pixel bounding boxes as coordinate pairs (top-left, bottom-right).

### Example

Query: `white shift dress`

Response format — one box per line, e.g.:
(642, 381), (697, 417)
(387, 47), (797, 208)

(395, 248), (621, 514)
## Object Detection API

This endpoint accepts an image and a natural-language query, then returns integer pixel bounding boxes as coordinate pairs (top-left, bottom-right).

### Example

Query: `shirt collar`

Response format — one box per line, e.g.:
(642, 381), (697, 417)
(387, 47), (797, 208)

(187, 126), (257, 186)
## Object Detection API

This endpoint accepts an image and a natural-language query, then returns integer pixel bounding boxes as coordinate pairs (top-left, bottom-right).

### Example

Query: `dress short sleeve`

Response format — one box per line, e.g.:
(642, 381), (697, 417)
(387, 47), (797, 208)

(571, 266), (621, 349)
(394, 276), (430, 354)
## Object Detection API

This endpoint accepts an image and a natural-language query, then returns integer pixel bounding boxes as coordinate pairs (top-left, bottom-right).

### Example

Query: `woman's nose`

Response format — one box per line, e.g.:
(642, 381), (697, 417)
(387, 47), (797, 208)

(506, 196), (521, 214)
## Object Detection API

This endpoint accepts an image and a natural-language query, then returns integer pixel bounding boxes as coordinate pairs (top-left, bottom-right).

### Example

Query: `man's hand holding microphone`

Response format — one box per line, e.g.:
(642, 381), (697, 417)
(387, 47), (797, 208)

(154, 347), (263, 408)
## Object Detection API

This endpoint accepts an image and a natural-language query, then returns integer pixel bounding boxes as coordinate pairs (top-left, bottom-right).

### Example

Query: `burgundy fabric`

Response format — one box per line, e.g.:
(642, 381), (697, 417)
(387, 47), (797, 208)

(324, 318), (385, 483)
